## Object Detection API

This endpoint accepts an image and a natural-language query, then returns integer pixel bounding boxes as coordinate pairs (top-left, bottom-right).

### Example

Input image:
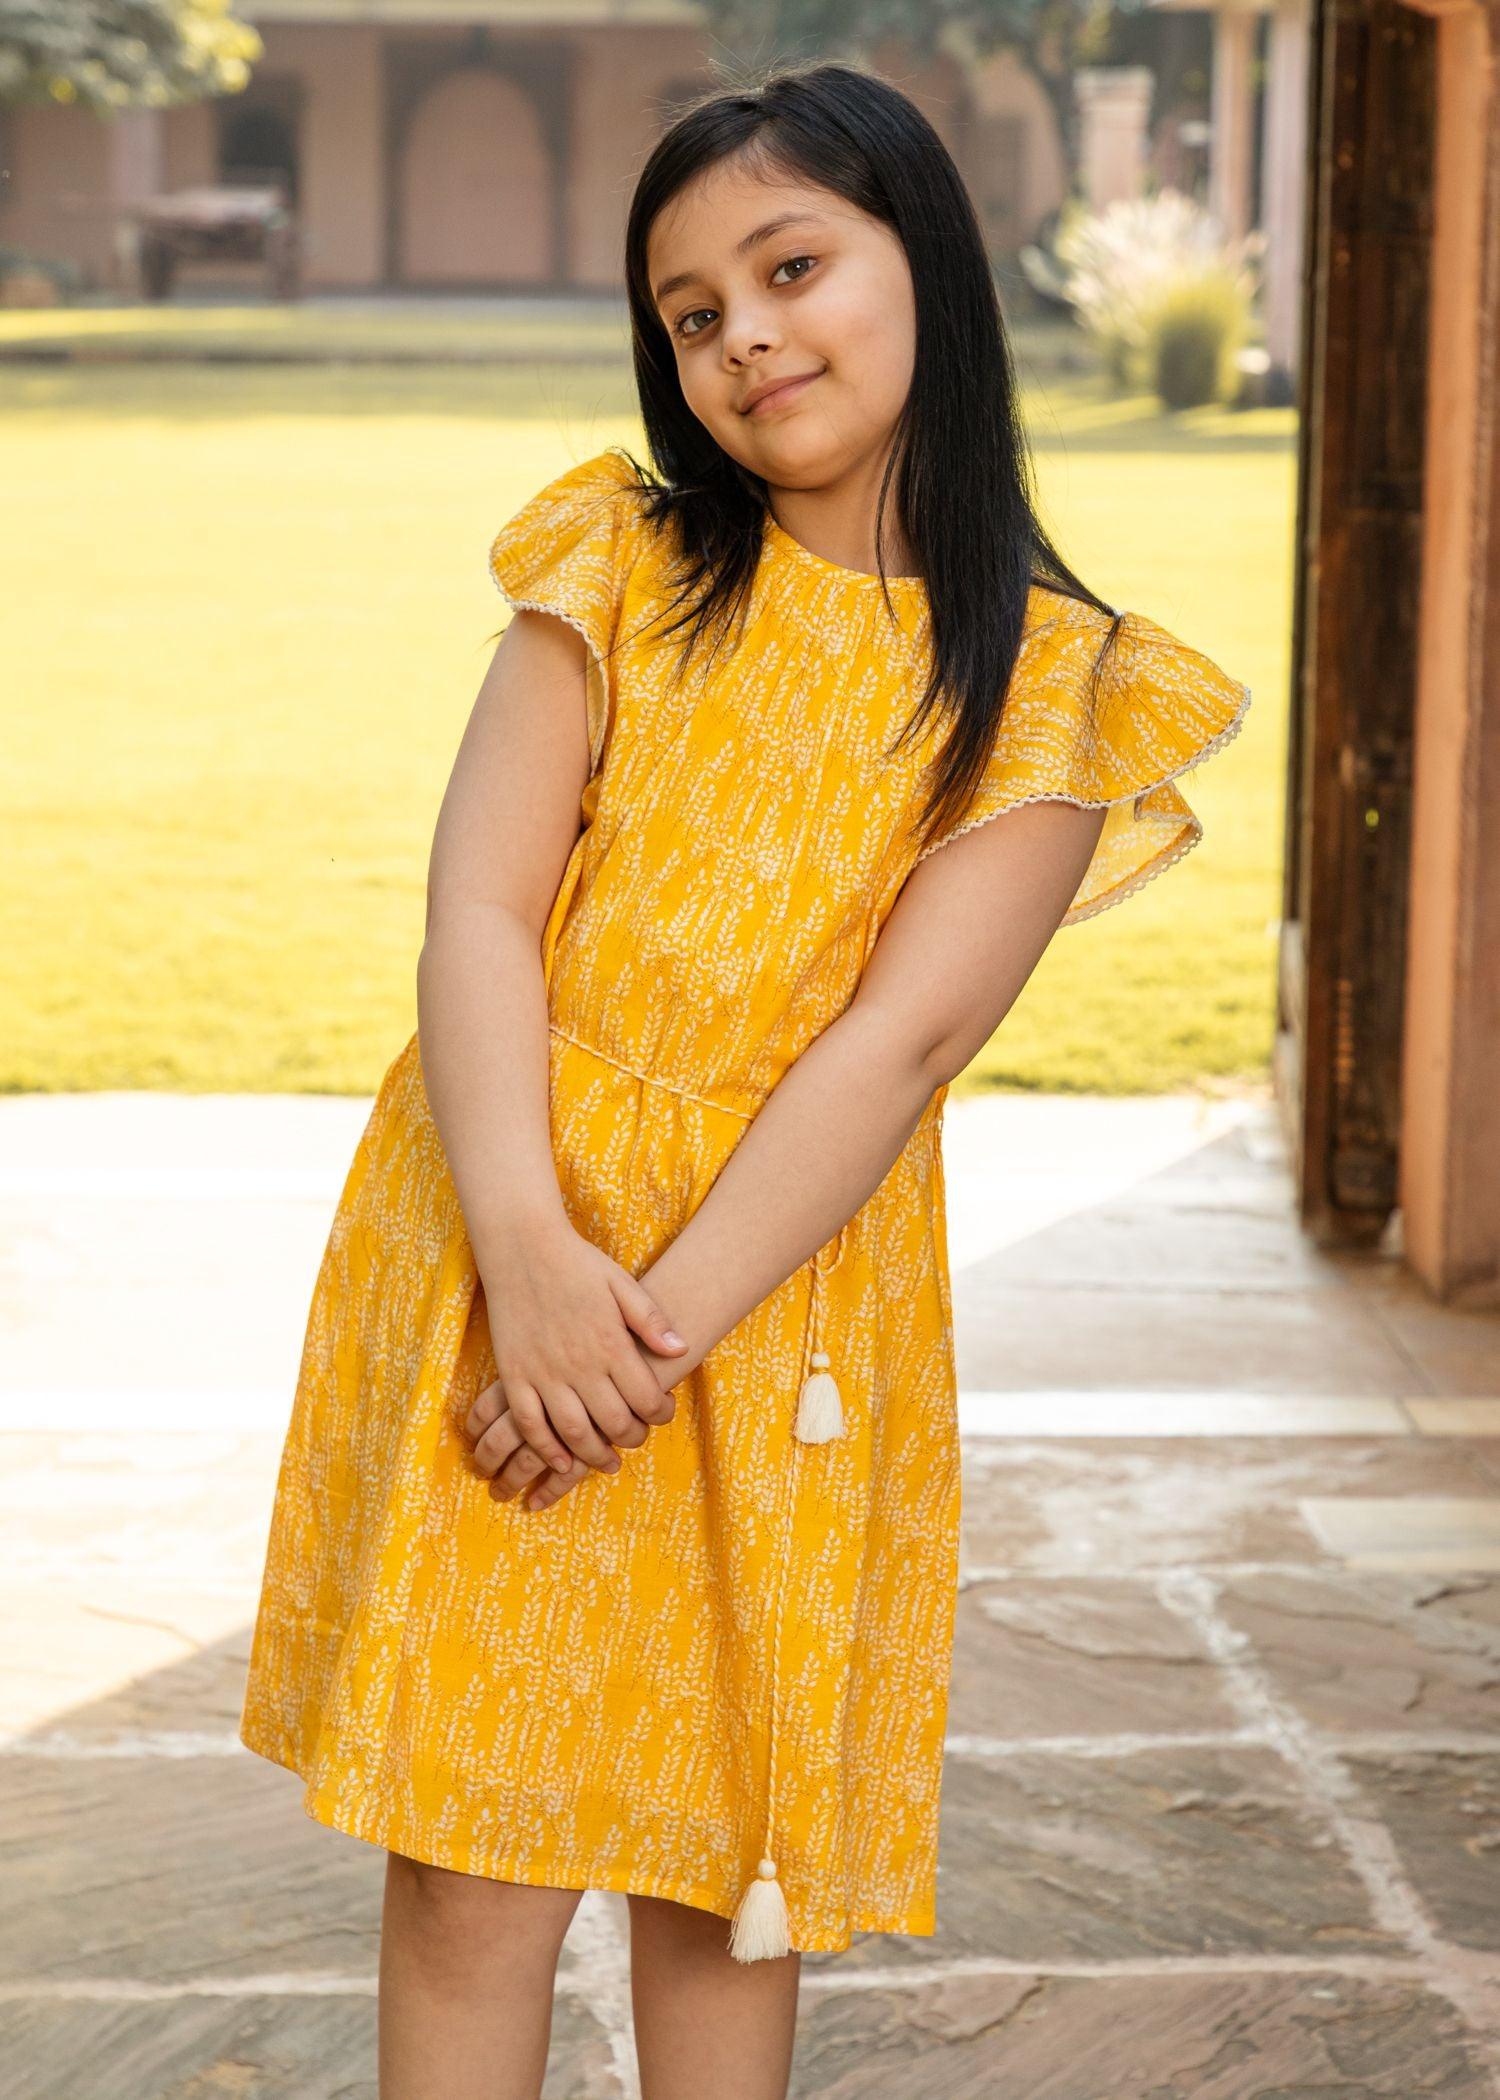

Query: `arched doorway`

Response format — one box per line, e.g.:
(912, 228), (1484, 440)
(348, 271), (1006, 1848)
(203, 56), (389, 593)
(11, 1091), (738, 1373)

(397, 68), (550, 286)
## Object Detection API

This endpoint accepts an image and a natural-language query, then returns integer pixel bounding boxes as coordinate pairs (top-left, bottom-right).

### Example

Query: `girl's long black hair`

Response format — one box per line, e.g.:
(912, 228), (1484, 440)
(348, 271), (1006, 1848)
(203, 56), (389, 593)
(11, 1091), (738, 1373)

(611, 56), (1124, 858)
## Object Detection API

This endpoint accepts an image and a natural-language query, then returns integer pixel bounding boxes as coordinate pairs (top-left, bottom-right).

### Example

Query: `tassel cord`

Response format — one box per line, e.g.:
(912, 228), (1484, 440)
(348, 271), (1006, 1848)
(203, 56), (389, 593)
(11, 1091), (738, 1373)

(728, 1235), (848, 1960)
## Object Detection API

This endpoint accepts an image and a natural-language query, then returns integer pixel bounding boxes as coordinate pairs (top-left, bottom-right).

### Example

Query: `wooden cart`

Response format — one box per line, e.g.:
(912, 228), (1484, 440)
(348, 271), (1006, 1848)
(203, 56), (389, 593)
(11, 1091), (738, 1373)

(131, 186), (301, 302)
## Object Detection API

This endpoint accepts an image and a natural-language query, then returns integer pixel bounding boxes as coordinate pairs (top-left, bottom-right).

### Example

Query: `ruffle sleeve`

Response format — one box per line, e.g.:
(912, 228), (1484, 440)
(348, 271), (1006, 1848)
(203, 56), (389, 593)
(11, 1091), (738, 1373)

(488, 448), (652, 775)
(911, 600), (1253, 926)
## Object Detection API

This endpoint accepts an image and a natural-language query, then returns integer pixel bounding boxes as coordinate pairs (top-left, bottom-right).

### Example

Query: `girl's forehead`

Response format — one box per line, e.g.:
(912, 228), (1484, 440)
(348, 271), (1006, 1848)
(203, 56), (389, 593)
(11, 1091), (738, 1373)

(647, 173), (864, 286)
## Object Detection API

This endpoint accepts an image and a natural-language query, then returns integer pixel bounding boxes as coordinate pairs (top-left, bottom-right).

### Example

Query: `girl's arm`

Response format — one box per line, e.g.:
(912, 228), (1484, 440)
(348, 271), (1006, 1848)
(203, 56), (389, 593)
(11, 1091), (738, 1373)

(419, 608), (687, 1472)
(417, 610), (589, 1252)
(471, 796), (1106, 1503)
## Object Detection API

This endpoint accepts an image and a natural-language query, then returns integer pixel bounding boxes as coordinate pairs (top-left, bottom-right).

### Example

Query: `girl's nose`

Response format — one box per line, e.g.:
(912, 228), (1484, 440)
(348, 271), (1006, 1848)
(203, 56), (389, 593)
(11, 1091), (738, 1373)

(721, 307), (781, 369)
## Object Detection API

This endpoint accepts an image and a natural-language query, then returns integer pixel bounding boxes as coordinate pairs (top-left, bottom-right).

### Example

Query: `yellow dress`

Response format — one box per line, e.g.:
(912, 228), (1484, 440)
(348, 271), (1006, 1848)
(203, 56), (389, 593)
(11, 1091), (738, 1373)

(239, 448), (1252, 1958)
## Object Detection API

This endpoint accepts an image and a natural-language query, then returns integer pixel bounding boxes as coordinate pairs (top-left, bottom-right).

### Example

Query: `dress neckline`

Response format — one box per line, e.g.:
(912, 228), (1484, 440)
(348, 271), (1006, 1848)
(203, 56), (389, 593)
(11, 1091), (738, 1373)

(760, 508), (926, 596)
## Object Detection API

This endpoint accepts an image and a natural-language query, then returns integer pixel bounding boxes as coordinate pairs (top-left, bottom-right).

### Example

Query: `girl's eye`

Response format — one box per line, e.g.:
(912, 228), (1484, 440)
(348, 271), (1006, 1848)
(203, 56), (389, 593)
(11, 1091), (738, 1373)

(668, 255), (810, 340)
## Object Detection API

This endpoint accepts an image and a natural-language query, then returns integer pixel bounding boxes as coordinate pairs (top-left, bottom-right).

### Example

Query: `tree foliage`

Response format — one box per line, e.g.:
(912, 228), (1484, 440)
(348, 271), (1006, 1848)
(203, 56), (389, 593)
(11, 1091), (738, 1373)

(694, 0), (1116, 176)
(0, 0), (261, 113)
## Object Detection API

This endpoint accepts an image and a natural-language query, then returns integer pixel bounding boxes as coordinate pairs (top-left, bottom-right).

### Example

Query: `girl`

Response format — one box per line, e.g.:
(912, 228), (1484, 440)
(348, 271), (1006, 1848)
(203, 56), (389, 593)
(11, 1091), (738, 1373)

(240, 59), (1251, 2100)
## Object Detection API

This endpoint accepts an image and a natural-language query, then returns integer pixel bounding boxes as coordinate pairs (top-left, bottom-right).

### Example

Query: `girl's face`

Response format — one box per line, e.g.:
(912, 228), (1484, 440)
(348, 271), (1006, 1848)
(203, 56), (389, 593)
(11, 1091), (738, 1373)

(646, 158), (917, 495)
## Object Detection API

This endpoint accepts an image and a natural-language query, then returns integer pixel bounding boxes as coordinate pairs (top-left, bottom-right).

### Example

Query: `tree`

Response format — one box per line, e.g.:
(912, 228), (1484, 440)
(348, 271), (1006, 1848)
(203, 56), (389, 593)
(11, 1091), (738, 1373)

(0, 0), (261, 114)
(693, 0), (1116, 190)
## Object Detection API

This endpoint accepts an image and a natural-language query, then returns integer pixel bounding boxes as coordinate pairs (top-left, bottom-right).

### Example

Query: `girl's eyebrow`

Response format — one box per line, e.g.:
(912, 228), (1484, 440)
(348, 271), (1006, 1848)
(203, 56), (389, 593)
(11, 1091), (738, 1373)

(651, 212), (829, 309)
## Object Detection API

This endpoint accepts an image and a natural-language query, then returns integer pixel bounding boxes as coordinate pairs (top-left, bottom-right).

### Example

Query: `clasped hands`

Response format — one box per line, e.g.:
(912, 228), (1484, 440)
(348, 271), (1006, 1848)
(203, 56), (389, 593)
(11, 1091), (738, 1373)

(462, 1215), (690, 1514)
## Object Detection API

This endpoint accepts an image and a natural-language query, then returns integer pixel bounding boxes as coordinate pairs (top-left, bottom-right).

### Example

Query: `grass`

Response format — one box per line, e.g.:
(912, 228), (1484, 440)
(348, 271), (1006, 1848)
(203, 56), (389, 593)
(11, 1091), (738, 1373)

(4, 335), (1292, 1096)
(0, 294), (633, 365)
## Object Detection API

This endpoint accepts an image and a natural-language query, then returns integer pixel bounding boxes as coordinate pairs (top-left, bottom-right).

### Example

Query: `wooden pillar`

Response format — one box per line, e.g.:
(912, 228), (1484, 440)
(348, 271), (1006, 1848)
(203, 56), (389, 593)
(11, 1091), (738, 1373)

(1397, 0), (1500, 1305)
(1274, 0), (1436, 1243)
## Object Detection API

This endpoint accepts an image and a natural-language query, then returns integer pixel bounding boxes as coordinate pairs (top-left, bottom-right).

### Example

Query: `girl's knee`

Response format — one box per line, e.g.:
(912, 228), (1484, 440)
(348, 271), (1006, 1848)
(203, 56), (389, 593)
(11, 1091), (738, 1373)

(625, 1889), (742, 1951)
(385, 1851), (584, 1955)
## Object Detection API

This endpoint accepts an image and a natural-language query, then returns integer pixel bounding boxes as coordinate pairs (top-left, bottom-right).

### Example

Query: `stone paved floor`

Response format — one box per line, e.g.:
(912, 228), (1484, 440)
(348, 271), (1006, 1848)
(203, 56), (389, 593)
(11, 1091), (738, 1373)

(2, 1086), (1499, 2098)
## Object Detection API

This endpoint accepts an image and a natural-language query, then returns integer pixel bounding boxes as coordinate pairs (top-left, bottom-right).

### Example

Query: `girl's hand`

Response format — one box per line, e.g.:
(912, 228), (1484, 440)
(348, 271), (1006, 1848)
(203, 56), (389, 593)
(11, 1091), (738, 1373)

(465, 1390), (645, 1511)
(468, 1327), (686, 1514)
(465, 1219), (687, 1480)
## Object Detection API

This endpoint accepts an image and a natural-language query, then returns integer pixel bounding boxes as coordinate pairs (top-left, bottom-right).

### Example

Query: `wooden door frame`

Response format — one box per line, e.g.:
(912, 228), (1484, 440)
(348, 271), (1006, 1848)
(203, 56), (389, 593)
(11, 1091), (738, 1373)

(1273, 0), (1437, 1244)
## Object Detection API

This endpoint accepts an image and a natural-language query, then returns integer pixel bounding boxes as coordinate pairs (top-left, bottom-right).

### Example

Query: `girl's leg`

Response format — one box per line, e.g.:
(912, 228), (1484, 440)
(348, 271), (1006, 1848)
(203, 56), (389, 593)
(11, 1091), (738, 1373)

(378, 1851), (585, 2100)
(626, 1892), (801, 2100)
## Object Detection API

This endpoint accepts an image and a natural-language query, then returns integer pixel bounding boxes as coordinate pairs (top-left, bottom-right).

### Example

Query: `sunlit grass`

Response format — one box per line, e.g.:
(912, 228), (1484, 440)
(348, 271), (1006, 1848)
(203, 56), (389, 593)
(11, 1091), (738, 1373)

(5, 352), (1290, 1095)
(0, 296), (632, 362)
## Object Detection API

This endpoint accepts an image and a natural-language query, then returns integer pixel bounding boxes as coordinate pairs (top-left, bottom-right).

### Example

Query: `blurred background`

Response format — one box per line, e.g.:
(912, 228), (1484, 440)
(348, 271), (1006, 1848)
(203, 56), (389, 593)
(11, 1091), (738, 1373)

(4, 0), (1290, 1097)
(4, 3), (1500, 2095)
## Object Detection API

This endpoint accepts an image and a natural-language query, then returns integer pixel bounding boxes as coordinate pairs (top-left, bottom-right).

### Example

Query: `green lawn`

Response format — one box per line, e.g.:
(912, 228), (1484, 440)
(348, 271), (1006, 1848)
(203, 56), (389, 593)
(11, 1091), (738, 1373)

(0, 295), (632, 365)
(4, 340), (1292, 1096)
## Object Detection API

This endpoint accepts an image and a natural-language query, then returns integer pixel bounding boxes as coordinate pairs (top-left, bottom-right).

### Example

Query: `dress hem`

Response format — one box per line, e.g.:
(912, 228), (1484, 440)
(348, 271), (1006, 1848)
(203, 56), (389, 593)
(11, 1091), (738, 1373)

(239, 1721), (937, 1958)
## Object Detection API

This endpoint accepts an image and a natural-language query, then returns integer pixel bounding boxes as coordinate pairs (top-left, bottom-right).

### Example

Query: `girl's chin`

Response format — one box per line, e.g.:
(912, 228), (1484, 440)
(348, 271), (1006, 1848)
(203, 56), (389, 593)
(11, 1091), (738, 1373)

(738, 431), (842, 476)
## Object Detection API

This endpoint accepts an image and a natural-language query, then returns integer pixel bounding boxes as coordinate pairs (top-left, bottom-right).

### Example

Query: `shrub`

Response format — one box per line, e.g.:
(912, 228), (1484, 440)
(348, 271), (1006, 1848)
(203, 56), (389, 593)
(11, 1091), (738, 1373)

(1054, 190), (1260, 409)
(0, 244), (85, 302)
(1145, 271), (1253, 410)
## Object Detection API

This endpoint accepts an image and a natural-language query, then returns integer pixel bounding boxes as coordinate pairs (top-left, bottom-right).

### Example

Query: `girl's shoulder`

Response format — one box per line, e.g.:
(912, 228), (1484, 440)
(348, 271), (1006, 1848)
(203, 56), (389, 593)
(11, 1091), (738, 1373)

(488, 448), (661, 595)
(909, 579), (1252, 919)
(487, 450), (668, 775)
(1016, 583), (1246, 730)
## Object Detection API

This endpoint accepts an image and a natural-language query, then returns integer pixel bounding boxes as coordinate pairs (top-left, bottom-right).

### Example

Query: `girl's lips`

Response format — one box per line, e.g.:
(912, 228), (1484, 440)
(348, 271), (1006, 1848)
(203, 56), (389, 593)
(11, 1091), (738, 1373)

(745, 371), (821, 416)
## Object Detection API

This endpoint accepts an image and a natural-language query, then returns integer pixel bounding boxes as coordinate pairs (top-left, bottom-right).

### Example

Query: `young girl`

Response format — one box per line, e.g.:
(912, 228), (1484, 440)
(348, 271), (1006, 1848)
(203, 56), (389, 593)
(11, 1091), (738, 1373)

(240, 59), (1251, 2100)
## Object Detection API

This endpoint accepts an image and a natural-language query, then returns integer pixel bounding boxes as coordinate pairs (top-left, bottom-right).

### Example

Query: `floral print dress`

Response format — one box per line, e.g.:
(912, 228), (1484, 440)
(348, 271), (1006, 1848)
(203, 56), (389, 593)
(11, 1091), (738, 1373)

(238, 448), (1252, 1958)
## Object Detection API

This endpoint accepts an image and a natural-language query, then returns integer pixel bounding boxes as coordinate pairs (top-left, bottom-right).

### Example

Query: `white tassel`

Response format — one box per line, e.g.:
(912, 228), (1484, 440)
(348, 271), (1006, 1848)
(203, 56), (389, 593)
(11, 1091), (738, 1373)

(728, 1855), (792, 1961)
(795, 1348), (844, 1442)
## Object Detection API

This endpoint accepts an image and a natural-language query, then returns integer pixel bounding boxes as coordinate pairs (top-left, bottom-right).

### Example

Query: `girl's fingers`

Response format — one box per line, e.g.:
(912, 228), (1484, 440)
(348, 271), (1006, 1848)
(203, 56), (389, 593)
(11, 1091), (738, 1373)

(520, 1457), (589, 1512)
(495, 1436), (579, 1500)
(491, 1453), (563, 1503)
(506, 1387), (576, 1475)
(615, 1346), (679, 1427)
(493, 1443), (555, 1498)
(465, 1378), (505, 1443)
(575, 1375), (648, 1457)
(537, 1383), (621, 1475)
(613, 1276), (689, 1361)
(470, 1386), (645, 1508)
(471, 1406), (526, 1481)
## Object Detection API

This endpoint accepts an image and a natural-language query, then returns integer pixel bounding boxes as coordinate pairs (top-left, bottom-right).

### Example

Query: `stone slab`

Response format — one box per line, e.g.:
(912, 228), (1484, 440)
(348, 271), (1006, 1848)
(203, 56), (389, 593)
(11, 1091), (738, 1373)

(1341, 1261), (1500, 1397)
(948, 1579), (1239, 1739)
(951, 1280), (1425, 1398)
(1, 1604), (253, 1741)
(1298, 1498), (1500, 1571)
(938, 1095), (1269, 1274)
(0, 1753), (386, 1984)
(0, 1745), (611, 1988)
(959, 1392), (1414, 1436)
(0, 1988), (624, 2100)
(824, 1745), (1394, 1969)
(961, 1437), (1500, 1574)
(0, 1430), (283, 1589)
(1341, 1749), (1500, 1953)
(977, 1192), (1342, 1296)
(789, 1969), (1497, 2098)
(1213, 1570), (1500, 1738)
(1408, 1400), (1500, 1438)
(0, 1188), (330, 1397)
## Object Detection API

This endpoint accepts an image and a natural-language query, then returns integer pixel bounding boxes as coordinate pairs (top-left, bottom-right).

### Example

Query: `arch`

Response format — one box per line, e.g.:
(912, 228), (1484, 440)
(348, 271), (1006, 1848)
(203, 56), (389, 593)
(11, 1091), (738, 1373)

(397, 67), (550, 286)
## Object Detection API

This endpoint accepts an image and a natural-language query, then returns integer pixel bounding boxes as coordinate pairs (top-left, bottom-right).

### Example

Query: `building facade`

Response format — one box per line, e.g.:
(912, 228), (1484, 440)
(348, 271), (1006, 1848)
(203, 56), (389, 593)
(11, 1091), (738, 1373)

(0, 3), (1068, 293)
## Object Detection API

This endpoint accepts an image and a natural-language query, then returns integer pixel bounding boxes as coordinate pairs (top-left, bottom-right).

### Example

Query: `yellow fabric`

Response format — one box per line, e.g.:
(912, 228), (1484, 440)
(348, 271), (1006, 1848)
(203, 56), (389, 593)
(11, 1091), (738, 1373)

(239, 447), (1251, 1953)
